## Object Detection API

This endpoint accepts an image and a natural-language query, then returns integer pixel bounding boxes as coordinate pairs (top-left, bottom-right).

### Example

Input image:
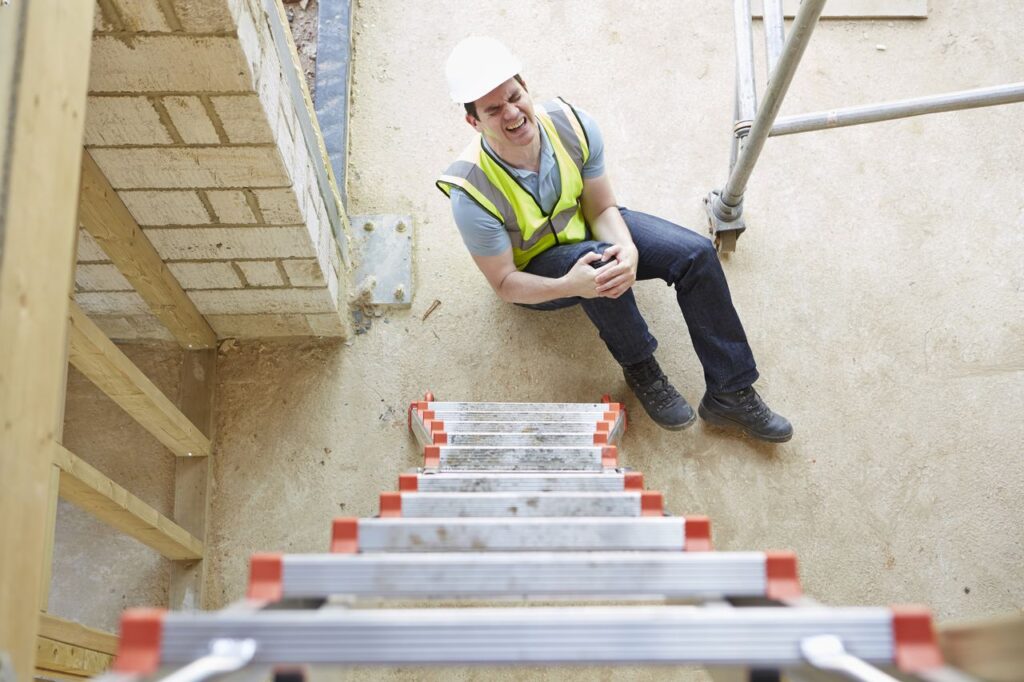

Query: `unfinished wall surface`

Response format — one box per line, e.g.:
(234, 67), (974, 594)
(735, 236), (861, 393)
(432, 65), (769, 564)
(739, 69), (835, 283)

(77, 0), (348, 340)
(50, 344), (182, 633)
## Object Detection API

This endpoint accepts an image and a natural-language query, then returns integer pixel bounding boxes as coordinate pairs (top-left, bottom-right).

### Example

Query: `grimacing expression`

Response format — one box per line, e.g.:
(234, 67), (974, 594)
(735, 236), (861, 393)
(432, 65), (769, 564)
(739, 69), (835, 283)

(467, 78), (537, 149)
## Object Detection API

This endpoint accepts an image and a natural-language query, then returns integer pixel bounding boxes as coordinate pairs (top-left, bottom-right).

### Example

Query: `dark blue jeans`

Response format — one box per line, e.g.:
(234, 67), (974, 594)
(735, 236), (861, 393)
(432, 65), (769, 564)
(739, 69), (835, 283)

(519, 207), (758, 394)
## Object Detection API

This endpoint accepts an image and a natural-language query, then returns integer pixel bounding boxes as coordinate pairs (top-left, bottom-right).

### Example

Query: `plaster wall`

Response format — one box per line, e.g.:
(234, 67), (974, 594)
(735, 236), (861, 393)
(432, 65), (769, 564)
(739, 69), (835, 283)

(54, 1), (1021, 679)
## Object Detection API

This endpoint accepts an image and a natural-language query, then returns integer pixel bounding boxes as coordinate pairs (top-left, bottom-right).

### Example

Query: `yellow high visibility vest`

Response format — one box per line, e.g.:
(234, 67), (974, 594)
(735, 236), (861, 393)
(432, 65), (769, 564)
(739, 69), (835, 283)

(437, 98), (591, 270)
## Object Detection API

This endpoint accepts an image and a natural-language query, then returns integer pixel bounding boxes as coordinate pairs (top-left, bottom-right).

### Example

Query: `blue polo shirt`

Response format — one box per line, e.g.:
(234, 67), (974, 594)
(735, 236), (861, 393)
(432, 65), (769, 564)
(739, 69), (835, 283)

(449, 107), (606, 257)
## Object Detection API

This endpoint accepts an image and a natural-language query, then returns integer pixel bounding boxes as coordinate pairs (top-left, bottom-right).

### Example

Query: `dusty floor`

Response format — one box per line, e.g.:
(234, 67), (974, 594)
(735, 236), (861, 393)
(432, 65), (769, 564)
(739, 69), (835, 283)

(52, 1), (1022, 679)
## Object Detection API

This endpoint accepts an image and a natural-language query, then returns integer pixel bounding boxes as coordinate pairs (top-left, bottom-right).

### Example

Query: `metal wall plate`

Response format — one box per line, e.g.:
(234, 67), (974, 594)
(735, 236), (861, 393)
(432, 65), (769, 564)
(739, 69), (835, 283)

(350, 214), (413, 307)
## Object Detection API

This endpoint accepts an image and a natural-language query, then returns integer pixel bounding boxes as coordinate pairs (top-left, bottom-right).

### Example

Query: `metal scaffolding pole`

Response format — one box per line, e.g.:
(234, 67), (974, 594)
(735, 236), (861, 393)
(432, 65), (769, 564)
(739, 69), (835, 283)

(733, 0), (759, 140)
(769, 81), (1024, 136)
(763, 0), (786, 75)
(706, 0), (826, 249)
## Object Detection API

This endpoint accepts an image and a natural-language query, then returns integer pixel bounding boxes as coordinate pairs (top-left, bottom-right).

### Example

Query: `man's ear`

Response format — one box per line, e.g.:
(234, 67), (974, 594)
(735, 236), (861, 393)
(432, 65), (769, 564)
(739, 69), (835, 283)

(465, 113), (482, 132)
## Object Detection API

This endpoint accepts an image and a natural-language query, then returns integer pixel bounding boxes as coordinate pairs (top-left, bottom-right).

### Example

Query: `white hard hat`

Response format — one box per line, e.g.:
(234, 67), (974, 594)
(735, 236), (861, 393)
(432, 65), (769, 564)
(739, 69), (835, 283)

(445, 36), (523, 104)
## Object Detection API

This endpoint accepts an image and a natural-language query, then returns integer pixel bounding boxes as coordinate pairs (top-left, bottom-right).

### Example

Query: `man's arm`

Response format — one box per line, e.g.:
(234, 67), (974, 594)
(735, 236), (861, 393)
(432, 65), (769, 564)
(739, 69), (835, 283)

(472, 248), (603, 305)
(581, 173), (638, 299)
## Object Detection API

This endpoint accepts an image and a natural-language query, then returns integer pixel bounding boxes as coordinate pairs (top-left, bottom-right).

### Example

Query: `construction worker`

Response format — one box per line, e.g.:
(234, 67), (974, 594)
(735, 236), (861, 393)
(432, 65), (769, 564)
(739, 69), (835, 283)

(437, 37), (792, 442)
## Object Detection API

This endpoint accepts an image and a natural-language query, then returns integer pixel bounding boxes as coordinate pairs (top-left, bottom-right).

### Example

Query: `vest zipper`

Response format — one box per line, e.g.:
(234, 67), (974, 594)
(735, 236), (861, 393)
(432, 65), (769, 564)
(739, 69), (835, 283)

(479, 117), (567, 248)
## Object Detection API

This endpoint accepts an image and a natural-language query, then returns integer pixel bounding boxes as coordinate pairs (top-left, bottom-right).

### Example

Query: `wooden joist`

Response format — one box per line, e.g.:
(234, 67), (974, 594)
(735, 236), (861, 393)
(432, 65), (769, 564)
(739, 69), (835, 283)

(35, 613), (115, 679)
(78, 150), (217, 350)
(54, 444), (203, 560)
(939, 613), (1024, 682)
(35, 616), (116, 680)
(170, 349), (217, 609)
(37, 613), (117, 657)
(67, 302), (212, 458)
(35, 640), (111, 679)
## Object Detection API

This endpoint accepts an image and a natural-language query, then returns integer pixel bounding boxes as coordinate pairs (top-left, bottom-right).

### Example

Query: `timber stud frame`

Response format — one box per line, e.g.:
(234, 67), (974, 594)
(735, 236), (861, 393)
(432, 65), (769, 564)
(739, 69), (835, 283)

(1, 4), (219, 678)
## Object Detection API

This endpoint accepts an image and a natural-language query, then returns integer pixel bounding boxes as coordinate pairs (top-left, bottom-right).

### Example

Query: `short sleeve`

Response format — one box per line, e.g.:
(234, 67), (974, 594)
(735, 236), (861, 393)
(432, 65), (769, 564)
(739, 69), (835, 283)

(449, 188), (513, 257)
(573, 107), (606, 179)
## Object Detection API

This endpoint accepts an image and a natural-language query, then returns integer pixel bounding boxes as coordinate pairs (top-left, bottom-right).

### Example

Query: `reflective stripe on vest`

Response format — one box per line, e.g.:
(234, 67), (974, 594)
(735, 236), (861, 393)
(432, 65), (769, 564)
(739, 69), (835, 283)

(437, 98), (592, 270)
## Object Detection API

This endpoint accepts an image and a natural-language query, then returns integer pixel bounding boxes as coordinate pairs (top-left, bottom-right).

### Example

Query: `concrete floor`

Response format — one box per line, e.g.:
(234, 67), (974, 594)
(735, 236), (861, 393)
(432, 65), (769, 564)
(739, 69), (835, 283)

(53, 1), (1022, 679)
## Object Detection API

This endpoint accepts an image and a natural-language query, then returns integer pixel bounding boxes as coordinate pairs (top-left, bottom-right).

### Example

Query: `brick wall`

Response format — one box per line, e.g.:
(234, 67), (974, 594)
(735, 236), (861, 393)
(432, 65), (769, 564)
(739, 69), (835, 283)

(78, 0), (349, 340)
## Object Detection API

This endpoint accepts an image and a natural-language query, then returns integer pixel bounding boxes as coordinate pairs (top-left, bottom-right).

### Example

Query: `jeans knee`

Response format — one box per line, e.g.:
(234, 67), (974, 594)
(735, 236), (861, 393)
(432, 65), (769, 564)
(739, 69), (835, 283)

(694, 235), (717, 261)
(667, 236), (718, 287)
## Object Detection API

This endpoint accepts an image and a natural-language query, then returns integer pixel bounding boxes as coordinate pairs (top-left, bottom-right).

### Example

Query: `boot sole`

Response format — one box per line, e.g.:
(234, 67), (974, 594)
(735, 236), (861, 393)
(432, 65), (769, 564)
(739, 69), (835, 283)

(697, 404), (793, 443)
(654, 410), (697, 431)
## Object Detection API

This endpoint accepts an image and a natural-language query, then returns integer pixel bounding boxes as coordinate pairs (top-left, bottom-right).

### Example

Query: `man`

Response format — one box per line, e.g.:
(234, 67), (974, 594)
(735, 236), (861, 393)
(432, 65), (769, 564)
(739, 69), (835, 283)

(437, 37), (792, 442)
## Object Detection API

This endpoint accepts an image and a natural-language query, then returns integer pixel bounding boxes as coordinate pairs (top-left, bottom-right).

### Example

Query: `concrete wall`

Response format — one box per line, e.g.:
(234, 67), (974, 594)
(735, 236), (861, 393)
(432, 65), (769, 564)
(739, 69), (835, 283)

(78, 0), (348, 340)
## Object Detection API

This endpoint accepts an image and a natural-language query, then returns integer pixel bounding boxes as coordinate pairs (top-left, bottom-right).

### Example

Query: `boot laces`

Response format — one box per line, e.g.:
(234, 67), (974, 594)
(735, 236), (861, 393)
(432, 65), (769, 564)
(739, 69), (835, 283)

(735, 387), (772, 424)
(628, 365), (681, 410)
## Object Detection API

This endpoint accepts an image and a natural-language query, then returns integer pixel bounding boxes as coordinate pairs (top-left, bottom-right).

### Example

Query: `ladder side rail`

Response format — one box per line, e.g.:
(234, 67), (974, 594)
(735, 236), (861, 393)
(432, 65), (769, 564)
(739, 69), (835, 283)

(409, 406), (432, 446)
(769, 81), (1024, 137)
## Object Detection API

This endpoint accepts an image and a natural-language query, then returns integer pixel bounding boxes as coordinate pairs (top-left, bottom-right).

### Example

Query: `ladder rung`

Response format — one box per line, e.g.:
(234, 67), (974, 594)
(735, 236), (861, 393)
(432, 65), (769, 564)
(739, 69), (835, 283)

(432, 411), (616, 422)
(424, 401), (617, 412)
(116, 606), (938, 671)
(247, 551), (801, 601)
(401, 471), (644, 493)
(412, 411), (626, 448)
(440, 420), (605, 433)
(379, 491), (663, 518)
(444, 433), (602, 446)
(425, 445), (617, 471)
(330, 517), (711, 553)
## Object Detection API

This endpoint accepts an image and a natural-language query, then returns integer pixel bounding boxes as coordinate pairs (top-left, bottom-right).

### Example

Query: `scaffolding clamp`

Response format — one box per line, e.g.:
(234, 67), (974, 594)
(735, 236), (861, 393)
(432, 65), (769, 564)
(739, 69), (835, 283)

(704, 189), (746, 253)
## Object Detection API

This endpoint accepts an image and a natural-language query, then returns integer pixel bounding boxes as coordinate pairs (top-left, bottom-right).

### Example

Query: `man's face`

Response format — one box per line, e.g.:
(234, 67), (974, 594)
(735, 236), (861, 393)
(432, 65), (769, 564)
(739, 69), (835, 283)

(466, 78), (537, 149)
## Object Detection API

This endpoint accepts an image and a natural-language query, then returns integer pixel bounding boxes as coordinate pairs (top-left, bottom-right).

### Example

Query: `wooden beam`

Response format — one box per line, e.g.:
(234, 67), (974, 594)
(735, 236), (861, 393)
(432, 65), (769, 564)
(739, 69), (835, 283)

(39, 467), (62, 611)
(41, 231), (79, 612)
(78, 150), (217, 350)
(34, 638), (112, 678)
(170, 349), (217, 609)
(53, 443), (203, 560)
(36, 614), (117, 657)
(66, 302), (212, 458)
(939, 613), (1024, 682)
(0, 3), (94, 680)
(34, 670), (90, 682)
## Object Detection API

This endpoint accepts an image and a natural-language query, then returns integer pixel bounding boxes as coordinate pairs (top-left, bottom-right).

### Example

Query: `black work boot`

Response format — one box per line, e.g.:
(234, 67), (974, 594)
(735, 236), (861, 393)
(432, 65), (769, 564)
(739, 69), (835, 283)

(698, 386), (793, 443)
(622, 357), (696, 431)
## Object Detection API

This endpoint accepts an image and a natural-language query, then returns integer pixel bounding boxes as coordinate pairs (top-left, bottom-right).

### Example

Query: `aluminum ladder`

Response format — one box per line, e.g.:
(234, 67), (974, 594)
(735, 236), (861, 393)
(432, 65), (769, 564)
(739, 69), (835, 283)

(104, 393), (959, 682)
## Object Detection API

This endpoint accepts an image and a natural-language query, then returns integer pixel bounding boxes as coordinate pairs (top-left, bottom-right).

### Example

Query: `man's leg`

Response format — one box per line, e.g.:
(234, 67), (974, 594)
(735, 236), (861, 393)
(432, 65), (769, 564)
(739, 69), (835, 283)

(520, 240), (694, 429)
(621, 207), (792, 442)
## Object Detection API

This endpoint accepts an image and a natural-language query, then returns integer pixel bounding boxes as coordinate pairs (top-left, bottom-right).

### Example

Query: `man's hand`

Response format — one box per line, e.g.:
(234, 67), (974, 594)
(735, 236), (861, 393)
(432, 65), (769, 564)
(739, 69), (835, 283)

(594, 243), (638, 299)
(560, 251), (604, 299)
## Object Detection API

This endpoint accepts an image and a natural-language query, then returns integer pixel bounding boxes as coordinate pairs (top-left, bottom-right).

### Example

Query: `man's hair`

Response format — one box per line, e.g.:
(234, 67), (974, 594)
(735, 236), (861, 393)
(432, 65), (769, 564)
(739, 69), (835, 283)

(464, 74), (527, 119)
